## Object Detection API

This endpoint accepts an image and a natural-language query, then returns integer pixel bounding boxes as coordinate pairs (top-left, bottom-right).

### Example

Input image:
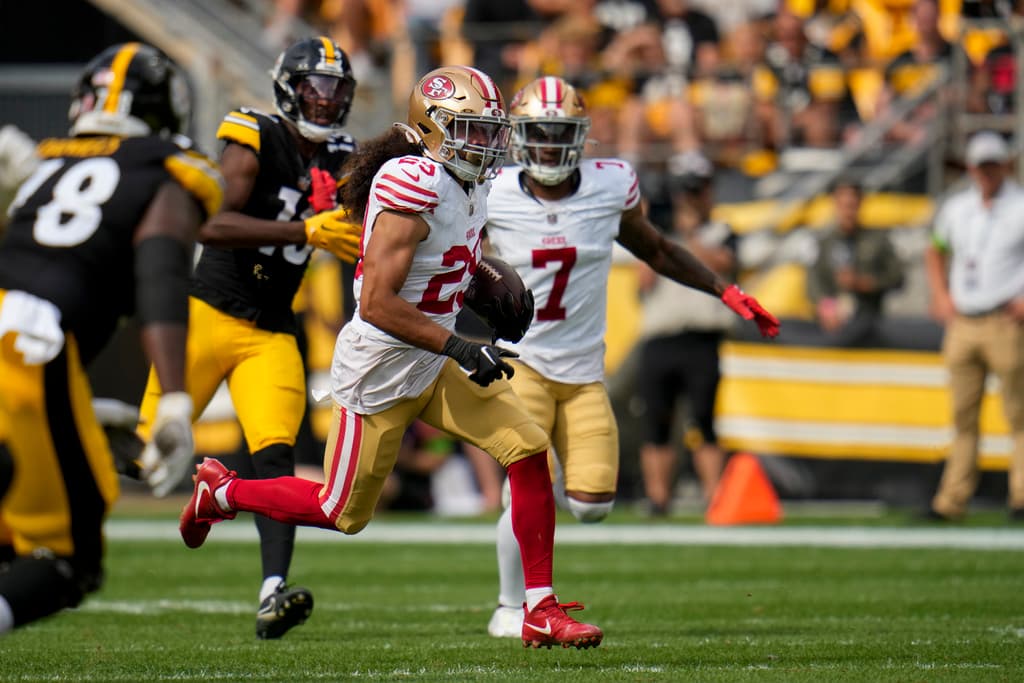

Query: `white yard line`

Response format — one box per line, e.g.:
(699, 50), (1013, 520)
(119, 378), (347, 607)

(105, 519), (1024, 550)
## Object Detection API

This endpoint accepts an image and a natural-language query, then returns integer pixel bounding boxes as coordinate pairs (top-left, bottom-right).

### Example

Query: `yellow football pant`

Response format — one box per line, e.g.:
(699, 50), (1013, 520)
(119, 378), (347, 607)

(139, 297), (306, 453)
(0, 290), (118, 567)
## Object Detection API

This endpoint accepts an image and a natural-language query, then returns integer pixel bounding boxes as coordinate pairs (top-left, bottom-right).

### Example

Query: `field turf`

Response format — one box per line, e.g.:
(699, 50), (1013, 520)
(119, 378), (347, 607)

(2, 502), (1022, 682)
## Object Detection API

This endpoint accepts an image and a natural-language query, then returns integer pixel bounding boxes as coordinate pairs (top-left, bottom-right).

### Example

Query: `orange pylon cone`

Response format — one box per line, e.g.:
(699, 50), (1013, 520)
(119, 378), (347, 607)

(705, 452), (782, 525)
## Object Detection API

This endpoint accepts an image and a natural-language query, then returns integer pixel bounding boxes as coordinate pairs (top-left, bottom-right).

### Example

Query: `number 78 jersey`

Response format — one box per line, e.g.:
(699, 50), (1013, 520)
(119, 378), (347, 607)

(485, 159), (640, 384)
(0, 135), (222, 363)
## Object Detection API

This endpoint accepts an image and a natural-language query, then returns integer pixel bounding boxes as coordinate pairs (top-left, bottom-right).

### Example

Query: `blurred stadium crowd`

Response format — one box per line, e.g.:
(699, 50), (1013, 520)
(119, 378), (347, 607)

(244, 0), (1023, 326)
(1, 0), (1022, 514)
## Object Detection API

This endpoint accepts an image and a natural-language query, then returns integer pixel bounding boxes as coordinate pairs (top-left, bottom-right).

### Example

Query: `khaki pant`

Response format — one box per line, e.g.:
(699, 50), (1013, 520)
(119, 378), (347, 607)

(933, 312), (1024, 516)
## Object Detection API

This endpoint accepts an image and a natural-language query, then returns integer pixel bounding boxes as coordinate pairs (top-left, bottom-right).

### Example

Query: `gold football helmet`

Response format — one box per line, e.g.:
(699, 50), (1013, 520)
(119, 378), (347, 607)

(402, 66), (510, 183)
(509, 76), (590, 186)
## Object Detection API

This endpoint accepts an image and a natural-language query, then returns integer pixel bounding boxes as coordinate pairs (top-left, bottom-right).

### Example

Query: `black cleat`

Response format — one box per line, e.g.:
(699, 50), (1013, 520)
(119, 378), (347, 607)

(256, 584), (313, 639)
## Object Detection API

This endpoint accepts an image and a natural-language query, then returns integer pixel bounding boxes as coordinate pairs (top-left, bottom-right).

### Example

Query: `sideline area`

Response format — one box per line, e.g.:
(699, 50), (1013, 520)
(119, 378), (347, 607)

(105, 518), (1024, 550)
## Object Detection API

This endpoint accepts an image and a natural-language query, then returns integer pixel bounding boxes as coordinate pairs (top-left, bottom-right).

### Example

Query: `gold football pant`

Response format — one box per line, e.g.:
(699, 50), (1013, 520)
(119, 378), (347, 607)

(317, 359), (549, 533)
(139, 297), (306, 453)
(508, 360), (619, 495)
(0, 299), (118, 571)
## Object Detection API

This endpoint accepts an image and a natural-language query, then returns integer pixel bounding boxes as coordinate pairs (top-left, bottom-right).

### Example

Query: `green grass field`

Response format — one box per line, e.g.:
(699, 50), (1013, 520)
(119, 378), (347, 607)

(2, 503), (1023, 682)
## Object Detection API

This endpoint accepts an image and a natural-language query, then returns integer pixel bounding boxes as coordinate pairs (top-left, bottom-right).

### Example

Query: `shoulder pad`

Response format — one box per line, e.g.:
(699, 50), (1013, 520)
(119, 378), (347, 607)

(165, 149), (225, 219)
(585, 158), (639, 209)
(374, 156), (443, 214)
(216, 109), (266, 152)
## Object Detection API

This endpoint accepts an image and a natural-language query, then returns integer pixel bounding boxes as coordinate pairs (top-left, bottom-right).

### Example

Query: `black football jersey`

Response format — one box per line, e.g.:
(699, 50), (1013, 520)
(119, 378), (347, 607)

(190, 108), (356, 333)
(0, 135), (222, 363)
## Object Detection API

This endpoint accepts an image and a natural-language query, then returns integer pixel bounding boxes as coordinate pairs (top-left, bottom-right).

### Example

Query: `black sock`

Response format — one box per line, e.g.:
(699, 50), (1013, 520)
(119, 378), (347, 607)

(251, 444), (297, 581)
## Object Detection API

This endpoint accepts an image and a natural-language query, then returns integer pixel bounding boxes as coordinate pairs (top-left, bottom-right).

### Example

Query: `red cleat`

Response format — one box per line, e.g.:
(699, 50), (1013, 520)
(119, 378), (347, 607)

(522, 595), (603, 649)
(179, 457), (237, 549)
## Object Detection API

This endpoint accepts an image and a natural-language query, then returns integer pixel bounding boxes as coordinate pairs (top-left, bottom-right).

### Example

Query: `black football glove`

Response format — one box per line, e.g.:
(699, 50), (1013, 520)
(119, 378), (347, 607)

(106, 426), (144, 480)
(92, 398), (144, 480)
(488, 288), (535, 344)
(441, 335), (518, 387)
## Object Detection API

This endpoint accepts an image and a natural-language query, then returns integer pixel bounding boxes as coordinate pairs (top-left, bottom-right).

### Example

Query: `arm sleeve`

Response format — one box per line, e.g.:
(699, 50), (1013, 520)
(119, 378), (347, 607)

(135, 236), (192, 325)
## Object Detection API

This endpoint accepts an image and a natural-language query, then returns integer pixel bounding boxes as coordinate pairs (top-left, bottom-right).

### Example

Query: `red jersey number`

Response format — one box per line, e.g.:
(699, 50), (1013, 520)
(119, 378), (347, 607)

(417, 245), (474, 314)
(532, 247), (577, 321)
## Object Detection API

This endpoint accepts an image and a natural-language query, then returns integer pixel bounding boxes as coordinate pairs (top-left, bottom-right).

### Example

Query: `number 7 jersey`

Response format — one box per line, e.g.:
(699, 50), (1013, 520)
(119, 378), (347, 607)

(485, 159), (640, 383)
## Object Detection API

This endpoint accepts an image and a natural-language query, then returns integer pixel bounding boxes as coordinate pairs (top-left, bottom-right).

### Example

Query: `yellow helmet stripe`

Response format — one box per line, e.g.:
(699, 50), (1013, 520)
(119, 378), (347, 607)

(102, 42), (141, 114)
(320, 37), (336, 64)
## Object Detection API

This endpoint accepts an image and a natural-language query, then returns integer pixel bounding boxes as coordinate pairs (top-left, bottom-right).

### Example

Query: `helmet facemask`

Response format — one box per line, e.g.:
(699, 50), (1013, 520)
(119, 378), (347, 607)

(511, 117), (590, 185)
(508, 77), (590, 186)
(272, 37), (357, 143)
(432, 108), (510, 182)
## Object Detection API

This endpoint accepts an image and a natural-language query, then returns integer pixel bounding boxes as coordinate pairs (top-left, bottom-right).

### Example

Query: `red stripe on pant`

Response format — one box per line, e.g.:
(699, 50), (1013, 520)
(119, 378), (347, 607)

(318, 406), (363, 523)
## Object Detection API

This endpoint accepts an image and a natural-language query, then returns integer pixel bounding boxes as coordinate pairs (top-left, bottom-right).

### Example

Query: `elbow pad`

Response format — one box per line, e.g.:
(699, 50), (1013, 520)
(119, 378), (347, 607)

(135, 236), (192, 325)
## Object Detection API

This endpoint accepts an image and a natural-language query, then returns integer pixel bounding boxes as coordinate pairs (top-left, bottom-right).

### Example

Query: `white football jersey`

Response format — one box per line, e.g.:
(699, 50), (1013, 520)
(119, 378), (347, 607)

(486, 159), (640, 383)
(331, 155), (489, 413)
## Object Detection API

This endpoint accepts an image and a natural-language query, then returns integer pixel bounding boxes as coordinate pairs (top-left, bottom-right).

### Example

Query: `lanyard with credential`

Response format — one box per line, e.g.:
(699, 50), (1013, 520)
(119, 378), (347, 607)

(964, 197), (998, 290)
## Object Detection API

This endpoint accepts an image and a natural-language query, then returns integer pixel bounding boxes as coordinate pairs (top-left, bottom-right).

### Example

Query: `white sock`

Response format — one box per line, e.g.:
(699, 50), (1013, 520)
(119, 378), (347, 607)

(214, 483), (232, 512)
(260, 576), (284, 603)
(0, 595), (13, 635)
(525, 587), (554, 612)
(496, 502), (525, 607)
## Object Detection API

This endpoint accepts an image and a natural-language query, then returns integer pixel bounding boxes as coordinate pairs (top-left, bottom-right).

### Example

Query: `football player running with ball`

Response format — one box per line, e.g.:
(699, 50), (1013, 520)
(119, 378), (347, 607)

(0, 43), (222, 635)
(179, 65), (604, 650)
(484, 76), (780, 638)
(138, 36), (361, 639)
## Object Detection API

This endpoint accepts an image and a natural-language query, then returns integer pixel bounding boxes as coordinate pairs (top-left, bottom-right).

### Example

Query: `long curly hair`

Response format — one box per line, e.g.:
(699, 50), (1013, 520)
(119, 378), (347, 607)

(341, 127), (420, 221)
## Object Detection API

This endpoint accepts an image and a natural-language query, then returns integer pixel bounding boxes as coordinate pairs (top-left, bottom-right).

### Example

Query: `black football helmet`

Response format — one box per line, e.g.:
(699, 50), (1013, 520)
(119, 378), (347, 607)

(271, 37), (357, 142)
(69, 43), (191, 138)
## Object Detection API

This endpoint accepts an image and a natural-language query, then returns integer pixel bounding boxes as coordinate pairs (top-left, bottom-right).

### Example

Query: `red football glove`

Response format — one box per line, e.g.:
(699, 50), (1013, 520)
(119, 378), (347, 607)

(721, 284), (780, 338)
(309, 168), (338, 213)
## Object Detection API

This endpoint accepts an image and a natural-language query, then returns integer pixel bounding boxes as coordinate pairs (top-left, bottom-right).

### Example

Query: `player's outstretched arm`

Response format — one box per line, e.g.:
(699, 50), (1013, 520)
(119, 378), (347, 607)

(617, 204), (779, 338)
(616, 204), (726, 296)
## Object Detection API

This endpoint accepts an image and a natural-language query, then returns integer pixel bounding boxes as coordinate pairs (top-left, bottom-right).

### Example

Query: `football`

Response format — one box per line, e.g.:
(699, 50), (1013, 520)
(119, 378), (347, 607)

(464, 255), (534, 343)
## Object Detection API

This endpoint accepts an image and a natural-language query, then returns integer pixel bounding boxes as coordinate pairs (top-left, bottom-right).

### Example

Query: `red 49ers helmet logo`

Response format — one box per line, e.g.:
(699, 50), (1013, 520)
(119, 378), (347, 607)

(422, 75), (456, 100)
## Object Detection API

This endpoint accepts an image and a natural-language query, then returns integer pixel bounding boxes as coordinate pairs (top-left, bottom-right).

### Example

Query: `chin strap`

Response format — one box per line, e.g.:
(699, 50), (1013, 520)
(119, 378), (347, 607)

(392, 122), (421, 146)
